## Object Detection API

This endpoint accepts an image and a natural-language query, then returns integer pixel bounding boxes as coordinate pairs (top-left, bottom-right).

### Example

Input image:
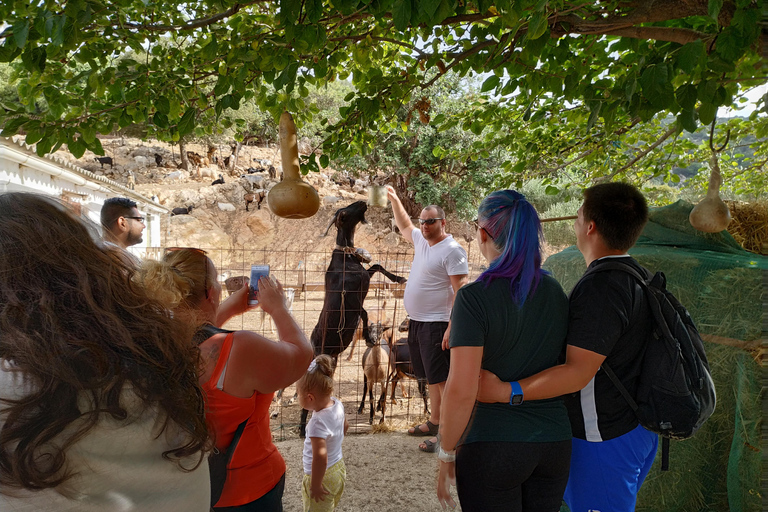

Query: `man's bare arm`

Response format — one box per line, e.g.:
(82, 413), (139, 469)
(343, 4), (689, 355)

(477, 345), (606, 403)
(386, 185), (414, 244)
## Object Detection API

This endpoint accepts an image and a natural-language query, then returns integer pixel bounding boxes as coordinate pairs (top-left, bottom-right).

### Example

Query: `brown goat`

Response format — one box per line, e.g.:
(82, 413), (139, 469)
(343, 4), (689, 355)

(345, 300), (391, 361)
(358, 324), (392, 425)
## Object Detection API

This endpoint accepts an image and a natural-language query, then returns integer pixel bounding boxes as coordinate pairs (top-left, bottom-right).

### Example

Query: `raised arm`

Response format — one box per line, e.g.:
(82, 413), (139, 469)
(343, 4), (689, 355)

(386, 185), (415, 244)
(476, 345), (605, 403)
(214, 277), (253, 327)
(226, 277), (313, 395)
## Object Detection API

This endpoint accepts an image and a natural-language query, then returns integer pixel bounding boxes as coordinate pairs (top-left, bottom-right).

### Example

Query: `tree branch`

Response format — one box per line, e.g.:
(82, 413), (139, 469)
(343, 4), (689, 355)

(603, 26), (710, 45)
(606, 124), (678, 179)
(120, 1), (265, 32)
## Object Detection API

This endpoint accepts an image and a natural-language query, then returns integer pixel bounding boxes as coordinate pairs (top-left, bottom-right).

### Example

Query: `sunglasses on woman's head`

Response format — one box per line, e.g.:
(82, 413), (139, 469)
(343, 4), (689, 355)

(418, 218), (444, 225)
(164, 247), (210, 299)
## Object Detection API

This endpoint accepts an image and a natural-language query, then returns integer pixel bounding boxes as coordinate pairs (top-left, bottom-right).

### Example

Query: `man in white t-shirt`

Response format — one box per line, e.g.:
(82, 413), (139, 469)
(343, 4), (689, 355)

(386, 186), (468, 453)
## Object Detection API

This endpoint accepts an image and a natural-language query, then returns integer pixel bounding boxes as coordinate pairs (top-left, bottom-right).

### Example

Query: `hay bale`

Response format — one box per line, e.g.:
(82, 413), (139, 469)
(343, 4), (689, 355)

(725, 201), (768, 255)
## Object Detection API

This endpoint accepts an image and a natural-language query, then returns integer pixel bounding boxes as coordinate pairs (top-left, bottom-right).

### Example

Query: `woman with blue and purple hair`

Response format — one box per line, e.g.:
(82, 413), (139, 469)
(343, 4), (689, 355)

(435, 190), (572, 512)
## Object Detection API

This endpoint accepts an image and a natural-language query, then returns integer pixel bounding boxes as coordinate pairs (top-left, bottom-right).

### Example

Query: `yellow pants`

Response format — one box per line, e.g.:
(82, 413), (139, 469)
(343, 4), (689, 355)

(301, 459), (346, 512)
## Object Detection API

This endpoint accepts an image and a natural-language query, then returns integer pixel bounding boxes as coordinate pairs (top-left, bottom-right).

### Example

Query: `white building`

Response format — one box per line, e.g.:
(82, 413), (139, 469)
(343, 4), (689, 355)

(0, 136), (169, 258)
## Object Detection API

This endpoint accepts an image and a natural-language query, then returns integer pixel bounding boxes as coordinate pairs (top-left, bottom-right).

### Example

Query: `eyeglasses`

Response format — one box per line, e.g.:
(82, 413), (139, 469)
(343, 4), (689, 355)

(418, 218), (444, 225)
(164, 247), (210, 299)
(124, 216), (145, 223)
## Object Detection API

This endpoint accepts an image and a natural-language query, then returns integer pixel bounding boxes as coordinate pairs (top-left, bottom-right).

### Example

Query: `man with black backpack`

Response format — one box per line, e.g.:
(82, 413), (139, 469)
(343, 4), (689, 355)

(476, 182), (659, 512)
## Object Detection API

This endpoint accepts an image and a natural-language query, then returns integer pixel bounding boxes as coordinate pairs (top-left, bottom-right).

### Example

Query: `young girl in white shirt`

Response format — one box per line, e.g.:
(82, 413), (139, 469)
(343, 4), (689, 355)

(297, 355), (349, 512)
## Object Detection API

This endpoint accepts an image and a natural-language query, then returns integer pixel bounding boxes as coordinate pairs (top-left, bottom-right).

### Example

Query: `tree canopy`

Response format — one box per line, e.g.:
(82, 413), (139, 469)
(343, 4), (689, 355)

(0, 0), (765, 192)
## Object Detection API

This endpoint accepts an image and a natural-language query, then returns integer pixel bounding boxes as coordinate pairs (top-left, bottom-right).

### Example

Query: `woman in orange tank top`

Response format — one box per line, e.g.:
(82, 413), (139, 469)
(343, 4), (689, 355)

(138, 249), (314, 511)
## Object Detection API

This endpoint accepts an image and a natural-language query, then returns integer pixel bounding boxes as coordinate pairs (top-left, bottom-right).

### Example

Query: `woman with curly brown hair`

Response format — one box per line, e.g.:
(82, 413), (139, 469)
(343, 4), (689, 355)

(0, 193), (212, 511)
(137, 248), (313, 511)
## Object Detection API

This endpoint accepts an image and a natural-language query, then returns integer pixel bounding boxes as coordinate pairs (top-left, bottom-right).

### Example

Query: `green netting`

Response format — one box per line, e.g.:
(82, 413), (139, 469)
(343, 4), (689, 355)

(549, 200), (765, 512)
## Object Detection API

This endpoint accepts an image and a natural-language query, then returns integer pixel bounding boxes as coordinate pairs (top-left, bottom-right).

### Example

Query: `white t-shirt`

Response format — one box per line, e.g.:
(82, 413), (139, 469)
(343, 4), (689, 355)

(0, 360), (210, 512)
(302, 397), (345, 475)
(403, 230), (468, 322)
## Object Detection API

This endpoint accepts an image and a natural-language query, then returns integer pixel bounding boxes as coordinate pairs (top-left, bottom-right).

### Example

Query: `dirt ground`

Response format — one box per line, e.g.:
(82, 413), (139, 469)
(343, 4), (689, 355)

(276, 432), (461, 512)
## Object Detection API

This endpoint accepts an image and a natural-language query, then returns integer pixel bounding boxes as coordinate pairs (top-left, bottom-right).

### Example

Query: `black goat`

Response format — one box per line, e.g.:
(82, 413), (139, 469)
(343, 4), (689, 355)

(94, 156), (113, 168)
(211, 174), (225, 185)
(154, 153), (164, 167)
(297, 201), (407, 436)
(170, 205), (194, 216)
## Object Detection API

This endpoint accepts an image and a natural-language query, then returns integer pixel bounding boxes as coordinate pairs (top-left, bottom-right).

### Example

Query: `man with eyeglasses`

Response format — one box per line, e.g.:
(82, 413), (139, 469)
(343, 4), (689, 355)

(386, 186), (468, 454)
(100, 197), (146, 250)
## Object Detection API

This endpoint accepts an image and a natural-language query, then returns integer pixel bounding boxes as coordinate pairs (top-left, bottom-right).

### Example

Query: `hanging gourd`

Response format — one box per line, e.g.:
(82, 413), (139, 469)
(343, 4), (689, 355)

(689, 120), (731, 233)
(689, 153), (731, 232)
(267, 111), (320, 219)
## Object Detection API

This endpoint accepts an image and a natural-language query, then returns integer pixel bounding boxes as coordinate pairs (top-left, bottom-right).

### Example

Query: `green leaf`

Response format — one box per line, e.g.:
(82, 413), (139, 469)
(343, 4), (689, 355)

(675, 40), (703, 73)
(527, 12), (548, 40)
(699, 102), (717, 126)
(319, 154), (330, 167)
(586, 102), (601, 131)
(21, 47), (47, 73)
(393, 0), (412, 32)
(0, 117), (27, 137)
(708, 0), (723, 20)
(13, 20), (29, 49)
(638, 64), (673, 109)
(481, 75), (500, 93)
(51, 16), (66, 47)
(156, 96), (171, 115)
(68, 137), (86, 158)
(675, 83), (698, 111)
(677, 108), (697, 133)
(80, 124), (95, 143)
(177, 108), (196, 137)
(545, 185), (559, 195)
(153, 111), (168, 129)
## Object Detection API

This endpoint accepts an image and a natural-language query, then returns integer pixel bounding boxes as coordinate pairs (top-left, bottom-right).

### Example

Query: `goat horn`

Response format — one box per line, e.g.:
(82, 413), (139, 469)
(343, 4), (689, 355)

(322, 211), (339, 237)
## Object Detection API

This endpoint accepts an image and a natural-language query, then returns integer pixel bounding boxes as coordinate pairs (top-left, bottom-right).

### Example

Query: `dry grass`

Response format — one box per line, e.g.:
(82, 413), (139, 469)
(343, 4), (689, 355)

(725, 200), (768, 254)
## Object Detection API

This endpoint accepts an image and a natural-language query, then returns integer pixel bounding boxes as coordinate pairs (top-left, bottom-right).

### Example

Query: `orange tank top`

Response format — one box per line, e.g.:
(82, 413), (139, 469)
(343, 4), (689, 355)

(203, 333), (286, 507)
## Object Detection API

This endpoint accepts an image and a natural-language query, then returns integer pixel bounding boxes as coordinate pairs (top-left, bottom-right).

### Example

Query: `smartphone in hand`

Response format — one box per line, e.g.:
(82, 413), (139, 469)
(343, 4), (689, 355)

(248, 265), (270, 305)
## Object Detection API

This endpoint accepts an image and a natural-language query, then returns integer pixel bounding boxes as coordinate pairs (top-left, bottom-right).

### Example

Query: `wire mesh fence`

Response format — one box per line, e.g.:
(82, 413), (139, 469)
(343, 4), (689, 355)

(147, 244), (488, 440)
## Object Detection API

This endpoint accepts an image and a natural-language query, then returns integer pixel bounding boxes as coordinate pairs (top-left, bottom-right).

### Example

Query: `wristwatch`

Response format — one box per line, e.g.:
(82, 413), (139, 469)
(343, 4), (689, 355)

(437, 444), (456, 463)
(509, 381), (524, 405)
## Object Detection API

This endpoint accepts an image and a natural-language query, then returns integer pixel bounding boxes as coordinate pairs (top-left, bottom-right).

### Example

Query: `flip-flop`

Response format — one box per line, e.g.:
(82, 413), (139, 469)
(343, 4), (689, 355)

(407, 420), (439, 437)
(419, 437), (437, 453)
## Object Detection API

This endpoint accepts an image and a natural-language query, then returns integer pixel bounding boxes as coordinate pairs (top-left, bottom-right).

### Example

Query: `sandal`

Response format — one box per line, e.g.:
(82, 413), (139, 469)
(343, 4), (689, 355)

(419, 437), (437, 453)
(407, 420), (439, 437)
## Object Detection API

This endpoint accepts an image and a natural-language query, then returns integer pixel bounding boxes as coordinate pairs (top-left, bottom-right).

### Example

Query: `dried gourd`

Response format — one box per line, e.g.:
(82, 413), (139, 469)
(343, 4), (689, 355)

(689, 154), (731, 233)
(267, 112), (320, 219)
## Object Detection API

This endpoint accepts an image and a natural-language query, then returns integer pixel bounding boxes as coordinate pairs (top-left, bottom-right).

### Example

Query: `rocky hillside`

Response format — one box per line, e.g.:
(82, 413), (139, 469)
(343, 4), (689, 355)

(54, 137), (480, 274)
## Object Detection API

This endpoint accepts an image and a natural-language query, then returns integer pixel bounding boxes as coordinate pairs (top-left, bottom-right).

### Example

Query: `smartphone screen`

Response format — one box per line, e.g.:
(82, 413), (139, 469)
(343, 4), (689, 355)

(248, 265), (270, 305)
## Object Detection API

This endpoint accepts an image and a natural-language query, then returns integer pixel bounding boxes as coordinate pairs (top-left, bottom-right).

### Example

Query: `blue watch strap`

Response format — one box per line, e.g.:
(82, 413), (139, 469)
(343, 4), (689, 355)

(509, 381), (524, 405)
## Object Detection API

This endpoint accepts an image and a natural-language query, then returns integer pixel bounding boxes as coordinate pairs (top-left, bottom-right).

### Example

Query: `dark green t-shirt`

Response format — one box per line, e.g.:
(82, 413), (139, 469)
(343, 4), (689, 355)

(449, 274), (571, 444)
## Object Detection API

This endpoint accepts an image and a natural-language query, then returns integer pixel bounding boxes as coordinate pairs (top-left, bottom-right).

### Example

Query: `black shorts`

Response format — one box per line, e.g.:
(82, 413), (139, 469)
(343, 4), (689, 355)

(407, 320), (450, 385)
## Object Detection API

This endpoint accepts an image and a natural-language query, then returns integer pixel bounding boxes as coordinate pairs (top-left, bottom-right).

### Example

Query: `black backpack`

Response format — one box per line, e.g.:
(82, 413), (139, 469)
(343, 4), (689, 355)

(587, 261), (716, 470)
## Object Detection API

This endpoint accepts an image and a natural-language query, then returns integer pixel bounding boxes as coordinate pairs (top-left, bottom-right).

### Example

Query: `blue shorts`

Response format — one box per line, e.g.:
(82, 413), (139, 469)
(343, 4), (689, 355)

(563, 424), (658, 512)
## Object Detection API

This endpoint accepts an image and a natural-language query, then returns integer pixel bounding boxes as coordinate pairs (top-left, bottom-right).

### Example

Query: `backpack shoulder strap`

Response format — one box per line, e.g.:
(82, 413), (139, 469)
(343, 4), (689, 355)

(583, 259), (653, 284)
